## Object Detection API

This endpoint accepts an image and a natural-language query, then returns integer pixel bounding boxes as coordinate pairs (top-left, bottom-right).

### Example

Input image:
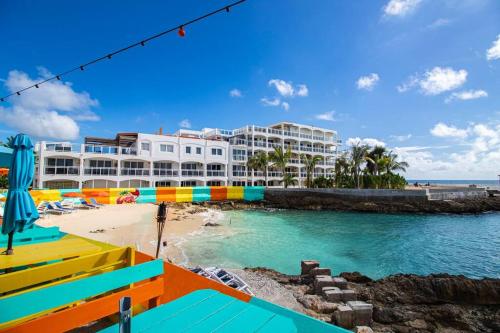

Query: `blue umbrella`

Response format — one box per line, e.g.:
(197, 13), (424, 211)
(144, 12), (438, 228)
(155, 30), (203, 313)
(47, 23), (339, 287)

(1, 134), (39, 255)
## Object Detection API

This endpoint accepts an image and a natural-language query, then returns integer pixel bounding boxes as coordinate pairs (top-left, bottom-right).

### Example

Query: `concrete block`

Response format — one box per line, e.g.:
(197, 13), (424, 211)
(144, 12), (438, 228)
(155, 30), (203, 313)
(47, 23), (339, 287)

(333, 277), (348, 289)
(321, 286), (338, 295)
(301, 260), (319, 275)
(324, 288), (343, 302)
(333, 305), (354, 329)
(314, 275), (335, 294)
(309, 267), (332, 277)
(341, 289), (357, 302)
(355, 326), (373, 333)
(347, 301), (373, 326)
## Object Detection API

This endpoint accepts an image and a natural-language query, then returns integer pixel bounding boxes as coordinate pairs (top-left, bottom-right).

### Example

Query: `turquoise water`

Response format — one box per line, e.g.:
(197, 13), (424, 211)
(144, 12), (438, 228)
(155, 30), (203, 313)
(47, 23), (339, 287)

(182, 210), (500, 279)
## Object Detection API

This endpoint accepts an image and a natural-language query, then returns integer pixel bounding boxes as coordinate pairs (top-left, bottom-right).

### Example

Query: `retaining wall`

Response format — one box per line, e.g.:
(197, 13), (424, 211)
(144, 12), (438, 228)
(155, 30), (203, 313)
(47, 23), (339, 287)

(30, 186), (265, 205)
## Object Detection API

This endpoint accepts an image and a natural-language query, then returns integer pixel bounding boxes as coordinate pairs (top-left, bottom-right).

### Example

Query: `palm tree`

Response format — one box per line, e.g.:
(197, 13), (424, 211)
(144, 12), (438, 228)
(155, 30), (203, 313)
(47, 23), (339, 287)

(334, 152), (351, 188)
(350, 144), (370, 188)
(384, 151), (409, 174)
(269, 146), (292, 188)
(247, 151), (269, 186)
(280, 173), (298, 188)
(366, 146), (387, 176)
(1, 135), (15, 148)
(301, 154), (322, 188)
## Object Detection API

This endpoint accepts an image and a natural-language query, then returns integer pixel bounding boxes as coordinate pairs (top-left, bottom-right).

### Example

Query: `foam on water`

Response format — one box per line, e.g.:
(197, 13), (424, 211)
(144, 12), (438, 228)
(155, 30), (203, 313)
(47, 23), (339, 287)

(180, 210), (500, 279)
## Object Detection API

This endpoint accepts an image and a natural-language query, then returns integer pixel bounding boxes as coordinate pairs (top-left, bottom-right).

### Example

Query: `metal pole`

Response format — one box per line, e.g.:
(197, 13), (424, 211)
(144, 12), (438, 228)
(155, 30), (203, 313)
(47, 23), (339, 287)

(119, 296), (131, 333)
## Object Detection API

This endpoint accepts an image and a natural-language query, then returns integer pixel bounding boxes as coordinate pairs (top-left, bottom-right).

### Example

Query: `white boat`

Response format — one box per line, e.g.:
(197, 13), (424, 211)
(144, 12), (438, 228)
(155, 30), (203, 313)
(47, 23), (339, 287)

(189, 266), (254, 295)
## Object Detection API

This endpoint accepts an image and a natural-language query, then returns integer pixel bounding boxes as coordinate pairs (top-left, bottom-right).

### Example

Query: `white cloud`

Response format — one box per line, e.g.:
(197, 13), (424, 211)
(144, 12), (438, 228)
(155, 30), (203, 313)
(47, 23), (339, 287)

(0, 68), (99, 140)
(398, 67), (467, 95)
(356, 73), (380, 91)
(426, 18), (451, 30)
(178, 119), (191, 129)
(261, 97), (281, 107)
(486, 35), (500, 61)
(384, 0), (422, 17)
(268, 79), (308, 98)
(430, 122), (468, 139)
(229, 89), (242, 98)
(445, 89), (488, 103)
(281, 102), (290, 111)
(315, 111), (335, 121)
(347, 137), (386, 147)
(296, 84), (309, 97)
(390, 134), (412, 142)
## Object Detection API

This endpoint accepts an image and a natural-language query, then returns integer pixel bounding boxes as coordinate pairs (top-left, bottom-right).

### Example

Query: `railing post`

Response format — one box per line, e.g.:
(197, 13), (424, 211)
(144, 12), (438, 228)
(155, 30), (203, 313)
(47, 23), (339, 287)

(119, 296), (131, 333)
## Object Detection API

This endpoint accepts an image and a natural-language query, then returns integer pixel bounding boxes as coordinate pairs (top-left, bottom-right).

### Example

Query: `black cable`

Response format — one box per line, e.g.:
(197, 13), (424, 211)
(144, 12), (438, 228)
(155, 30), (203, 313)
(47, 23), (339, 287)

(0, 0), (246, 102)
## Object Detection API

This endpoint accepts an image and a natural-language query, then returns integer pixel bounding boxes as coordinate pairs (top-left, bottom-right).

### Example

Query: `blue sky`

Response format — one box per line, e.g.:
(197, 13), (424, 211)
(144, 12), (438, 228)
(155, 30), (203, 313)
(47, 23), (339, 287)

(1, 0), (499, 179)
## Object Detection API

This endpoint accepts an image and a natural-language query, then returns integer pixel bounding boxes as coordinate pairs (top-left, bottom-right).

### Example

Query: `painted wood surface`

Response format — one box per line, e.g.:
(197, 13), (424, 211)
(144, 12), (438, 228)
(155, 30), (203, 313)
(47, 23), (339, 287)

(0, 226), (61, 245)
(99, 289), (296, 333)
(0, 259), (163, 327)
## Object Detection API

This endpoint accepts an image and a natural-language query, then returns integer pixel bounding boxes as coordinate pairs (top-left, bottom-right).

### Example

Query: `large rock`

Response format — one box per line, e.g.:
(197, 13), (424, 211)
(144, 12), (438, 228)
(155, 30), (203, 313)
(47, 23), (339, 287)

(333, 277), (348, 290)
(323, 287), (343, 302)
(314, 275), (336, 294)
(309, 267), (332, 277)
(347, 301), (373, 326)
(333, 305), (354, 329)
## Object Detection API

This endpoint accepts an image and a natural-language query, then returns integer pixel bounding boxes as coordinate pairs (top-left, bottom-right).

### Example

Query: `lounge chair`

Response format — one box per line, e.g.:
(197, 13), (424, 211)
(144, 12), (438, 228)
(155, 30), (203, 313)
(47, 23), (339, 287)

(90, 198), (104, 207)
(80, 199), (99, 209)
(46, 203), (71, 215)
(54, 201), (76, 212)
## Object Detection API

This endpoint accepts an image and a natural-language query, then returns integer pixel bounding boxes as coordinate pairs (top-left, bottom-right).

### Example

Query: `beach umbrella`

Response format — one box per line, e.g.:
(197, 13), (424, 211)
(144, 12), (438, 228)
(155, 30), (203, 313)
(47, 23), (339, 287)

(0, 146), (13, 168)
(1, 134), (39, 255)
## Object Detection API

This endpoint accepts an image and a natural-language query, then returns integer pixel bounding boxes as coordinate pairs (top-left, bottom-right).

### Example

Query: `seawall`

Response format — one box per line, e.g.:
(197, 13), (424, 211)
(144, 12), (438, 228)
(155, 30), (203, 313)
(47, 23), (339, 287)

(264, 188), (500, 213)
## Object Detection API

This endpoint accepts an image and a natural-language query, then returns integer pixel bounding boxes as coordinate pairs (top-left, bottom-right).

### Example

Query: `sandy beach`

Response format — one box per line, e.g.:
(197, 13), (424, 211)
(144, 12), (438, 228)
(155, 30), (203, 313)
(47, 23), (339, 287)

(37, 203), (219, 265)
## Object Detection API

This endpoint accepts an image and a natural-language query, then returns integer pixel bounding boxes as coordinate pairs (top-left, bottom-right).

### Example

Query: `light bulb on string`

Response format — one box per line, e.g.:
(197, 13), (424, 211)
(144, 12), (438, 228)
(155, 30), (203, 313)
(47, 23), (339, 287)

(178, 26), (186, 37)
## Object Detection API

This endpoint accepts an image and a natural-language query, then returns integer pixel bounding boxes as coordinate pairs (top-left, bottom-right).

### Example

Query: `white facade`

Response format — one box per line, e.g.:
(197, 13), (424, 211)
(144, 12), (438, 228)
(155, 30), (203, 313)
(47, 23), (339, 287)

(35, 122), (339, 189)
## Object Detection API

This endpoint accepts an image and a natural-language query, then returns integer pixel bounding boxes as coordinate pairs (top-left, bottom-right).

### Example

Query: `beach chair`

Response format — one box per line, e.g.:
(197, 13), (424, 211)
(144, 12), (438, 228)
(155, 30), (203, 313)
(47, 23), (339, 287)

(54, 201), (75, 212)
(45, 203), (68, 215)
(80, 199), (99, 209)
(90, 198), (104, 207)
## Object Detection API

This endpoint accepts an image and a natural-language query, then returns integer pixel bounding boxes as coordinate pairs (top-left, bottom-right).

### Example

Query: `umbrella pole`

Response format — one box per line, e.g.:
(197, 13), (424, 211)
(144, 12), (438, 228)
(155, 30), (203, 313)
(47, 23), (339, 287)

(6, 231), (14, 255)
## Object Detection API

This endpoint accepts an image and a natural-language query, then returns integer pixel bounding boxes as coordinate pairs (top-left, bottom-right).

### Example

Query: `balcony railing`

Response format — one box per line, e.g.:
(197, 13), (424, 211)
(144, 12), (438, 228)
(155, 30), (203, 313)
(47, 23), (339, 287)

(268, 128), (282, 136)
(153, 169), (178, 177)
(232, 171), (247, 177)
(254, 126), (267, 133)
(84, 145), (118, 155)
(206, 171), (225, 177)
(253, 141), (267, 147)
(284, 145), (299, 151)
(84, 167), (117, 176)
(121, 168), (150, 176)
(300, 134), (312, 139)
(313, 136), (325, 141)
(232, 156), (246, 161)
(181, 170), (204, 177)
(267, 143), (281, 149)
(313, 148), (325, 153)
(268, 171), (283, 178)
(289, 159), (300, 164)
(45, 167), (79, 175)
(45, 144), (80, 153)
(283, 131), (299, 138)
(300, 146), (313, 152)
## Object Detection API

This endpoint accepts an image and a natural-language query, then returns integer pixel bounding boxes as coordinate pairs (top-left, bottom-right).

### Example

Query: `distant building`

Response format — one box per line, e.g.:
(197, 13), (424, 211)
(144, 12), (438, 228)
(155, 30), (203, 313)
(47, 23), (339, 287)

(34, 122), (340, 189)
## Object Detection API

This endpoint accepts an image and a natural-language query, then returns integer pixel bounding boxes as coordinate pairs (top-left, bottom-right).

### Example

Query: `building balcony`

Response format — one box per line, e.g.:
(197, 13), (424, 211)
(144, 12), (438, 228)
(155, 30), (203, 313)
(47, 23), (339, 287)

(232, 156), (246, 162)
(300, 146), (313, 152)
(283, 131), (300, 138)
(121, 168), (150, 176)
(313, 148), (325, 153)
(83, 145), (137, 156)
(84, 167), (117, 176)
(206, 171), (225, 177)
(268, 171), (283, 178)
(253, 141), (267, 148)
(267, 143), (281, 149)
(232, 171), (247, 177)
(44, 143), (81, 153)
(153, 169), (178, 177)
(44, 167), (80, 175)
(181, 170), (204, 177)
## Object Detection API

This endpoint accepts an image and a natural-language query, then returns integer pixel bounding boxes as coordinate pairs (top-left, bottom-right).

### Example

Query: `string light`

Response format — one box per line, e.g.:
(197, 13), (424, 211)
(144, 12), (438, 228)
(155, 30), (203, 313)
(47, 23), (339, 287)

(0, 0), (246, 102)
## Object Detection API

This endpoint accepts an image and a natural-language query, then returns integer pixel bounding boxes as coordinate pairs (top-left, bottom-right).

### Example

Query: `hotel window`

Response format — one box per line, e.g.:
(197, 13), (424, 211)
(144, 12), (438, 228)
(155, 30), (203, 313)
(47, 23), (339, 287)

(232, 149), (246, 161)
(185, 146), (191, 154)
(196, 147), (202, 154)
(141, 142), (150, 151)
(211, 148), (222, 156)
(160, 144), (174, 153)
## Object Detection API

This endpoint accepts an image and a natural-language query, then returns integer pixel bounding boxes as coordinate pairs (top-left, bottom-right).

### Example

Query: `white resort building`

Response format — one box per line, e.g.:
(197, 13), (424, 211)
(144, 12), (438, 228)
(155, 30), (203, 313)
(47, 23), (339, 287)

(34, 122), (340, 189)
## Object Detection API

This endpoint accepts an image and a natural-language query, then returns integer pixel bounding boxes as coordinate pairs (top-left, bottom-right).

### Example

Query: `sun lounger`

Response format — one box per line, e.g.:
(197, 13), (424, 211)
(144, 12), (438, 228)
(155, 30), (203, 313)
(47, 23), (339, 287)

(54, 201), (75, 212)
(44, 203), (67, 215)
(80, 199), (99, 209)
(90, 198), (104, 207)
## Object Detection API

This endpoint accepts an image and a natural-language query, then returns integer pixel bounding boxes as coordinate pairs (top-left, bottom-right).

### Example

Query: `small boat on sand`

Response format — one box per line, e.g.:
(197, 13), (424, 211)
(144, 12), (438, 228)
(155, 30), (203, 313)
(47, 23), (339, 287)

(190, 266), (254, 295)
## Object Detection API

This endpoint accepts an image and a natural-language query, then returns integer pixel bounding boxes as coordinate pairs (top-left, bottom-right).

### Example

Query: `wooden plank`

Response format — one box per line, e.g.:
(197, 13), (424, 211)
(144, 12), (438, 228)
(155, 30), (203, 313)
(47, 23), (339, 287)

(212, 306), (279, 333)
(0, 247), (131, 294)
(0, 226), (61, 245)
(183, 300), (248, 332)
(0, 278), (164, 333)
(0, 238), (104, 270)
(0, 259), (164, 327)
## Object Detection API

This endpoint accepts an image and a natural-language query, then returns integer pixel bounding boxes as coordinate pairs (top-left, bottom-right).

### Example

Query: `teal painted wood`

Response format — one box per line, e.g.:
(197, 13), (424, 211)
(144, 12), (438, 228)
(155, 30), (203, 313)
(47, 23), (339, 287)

(243, 186), (265, 201)
(0, 226), (61, 245)
(250, 297), (351, 333)
(136, 187), (157, 204)
(0, 259), (163, 324)
(99, 289), (297, 333)
(192, 187), (210, 202)
(59, 189), (81, 195)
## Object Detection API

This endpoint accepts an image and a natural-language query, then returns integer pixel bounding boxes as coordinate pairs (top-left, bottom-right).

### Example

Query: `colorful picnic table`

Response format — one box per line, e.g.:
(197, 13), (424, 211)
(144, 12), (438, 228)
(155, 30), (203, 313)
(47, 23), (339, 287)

(99, 289), (297, 333)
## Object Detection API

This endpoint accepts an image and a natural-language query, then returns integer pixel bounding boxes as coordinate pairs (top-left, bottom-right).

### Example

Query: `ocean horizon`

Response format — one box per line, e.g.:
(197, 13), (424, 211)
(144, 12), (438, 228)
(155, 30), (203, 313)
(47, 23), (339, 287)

(407, 179), (499, 186)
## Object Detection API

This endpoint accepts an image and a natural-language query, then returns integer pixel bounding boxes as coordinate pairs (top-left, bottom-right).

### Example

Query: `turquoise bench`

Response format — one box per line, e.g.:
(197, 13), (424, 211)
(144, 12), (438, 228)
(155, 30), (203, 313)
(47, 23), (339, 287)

(99, 289), (297, 333)
(0, 225), (62, 246)
(0, 259), (164, 327)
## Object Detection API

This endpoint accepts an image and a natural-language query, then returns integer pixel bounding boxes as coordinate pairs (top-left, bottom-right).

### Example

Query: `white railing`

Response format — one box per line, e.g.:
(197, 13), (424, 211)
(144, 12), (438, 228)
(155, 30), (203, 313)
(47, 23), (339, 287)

(283, 131), (299, 138)
(313, 136), (325, 141)
(254, 126), (267, 133)
(313, 148), (325, 153)
(45, 143), (80, 153)
(267, 143), (281, 148)
(284, 144), (299, 151)
(300, 146), (313, 152)
(268, 128), (282, 136)
(84, 167), (117, 176)
(207, 171), (225, 177)
(121, 168), (150, 176)
(268, 171), (283, 177)
(253, 141), (267, 147)
(84, 145), (119, 155)
(233, 156), (246, 161)
(153, 169), (178, 177)
(300, 134), (312, 139)
(44, 167), (80, 175)
(181, 170), (204, 177)
(232, 171), (247, 177)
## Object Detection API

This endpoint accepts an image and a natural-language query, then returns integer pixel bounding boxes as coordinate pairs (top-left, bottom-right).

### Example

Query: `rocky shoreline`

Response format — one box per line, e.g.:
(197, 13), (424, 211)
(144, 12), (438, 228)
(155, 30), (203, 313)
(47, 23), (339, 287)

(184, 196), (500, 214)
(243, 265), (500, 333)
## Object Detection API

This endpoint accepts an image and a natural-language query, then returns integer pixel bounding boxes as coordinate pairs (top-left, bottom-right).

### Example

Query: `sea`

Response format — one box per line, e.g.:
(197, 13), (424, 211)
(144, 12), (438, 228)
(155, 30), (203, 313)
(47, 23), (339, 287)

(181, 210), (500, 280)
(407, 179), (499, 187)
